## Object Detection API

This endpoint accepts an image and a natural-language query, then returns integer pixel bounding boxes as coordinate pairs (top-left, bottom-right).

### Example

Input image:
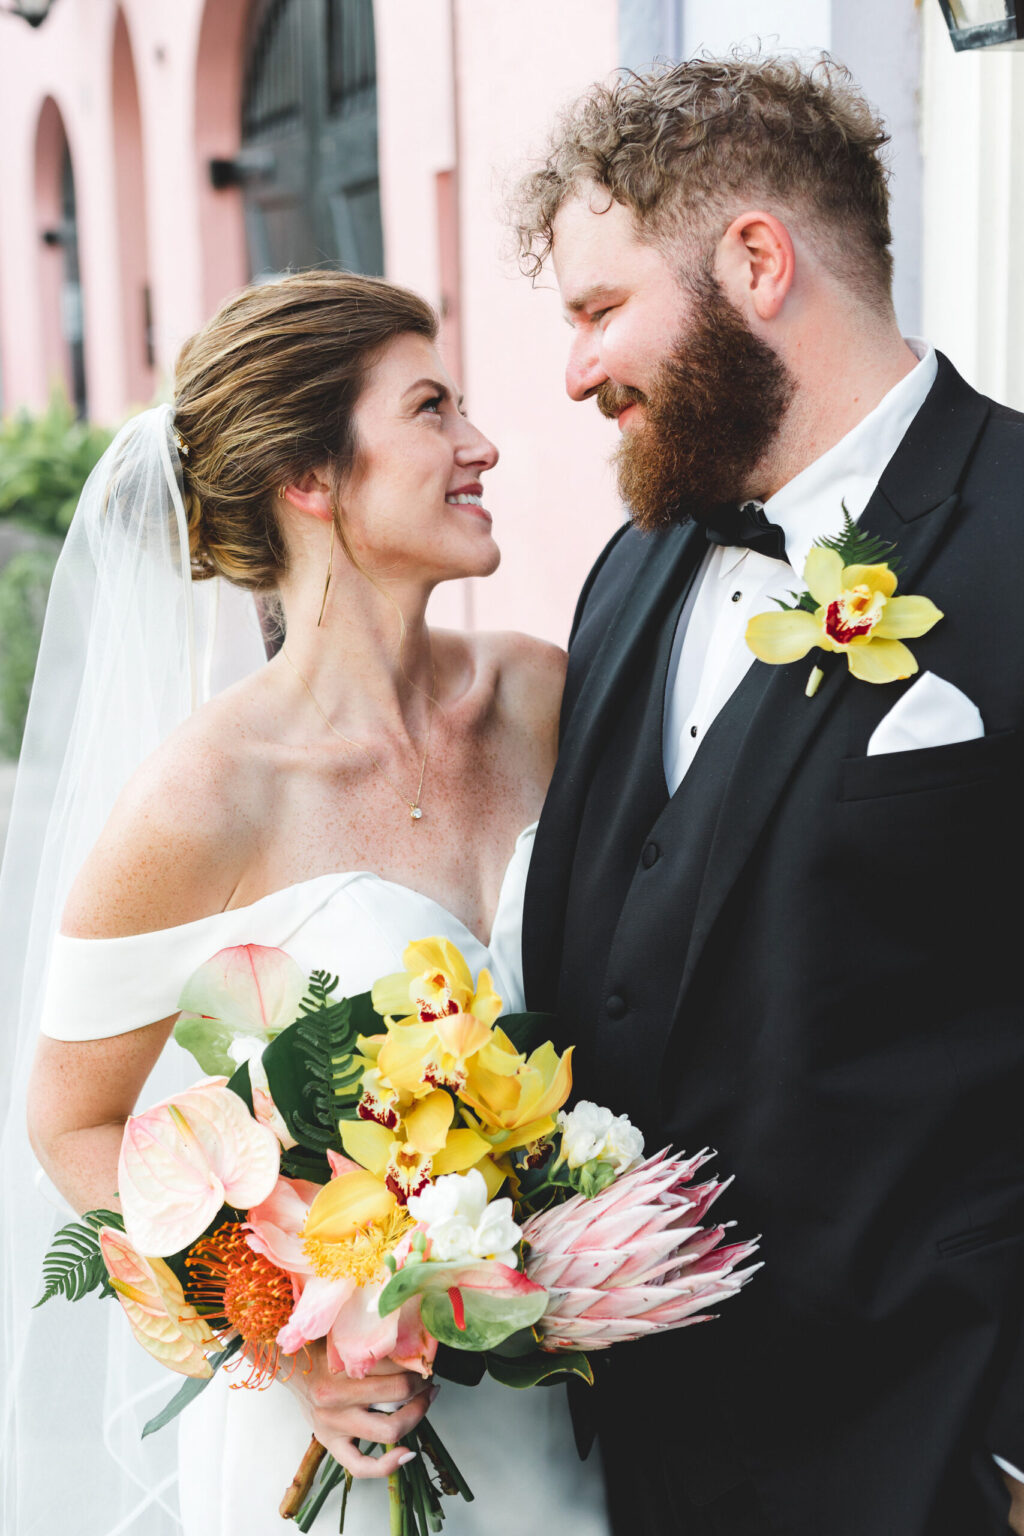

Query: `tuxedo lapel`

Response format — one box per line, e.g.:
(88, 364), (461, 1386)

(524, 520), (703, 1009)
(669, 355), (991, 1018)
(558, 519), (705, 757)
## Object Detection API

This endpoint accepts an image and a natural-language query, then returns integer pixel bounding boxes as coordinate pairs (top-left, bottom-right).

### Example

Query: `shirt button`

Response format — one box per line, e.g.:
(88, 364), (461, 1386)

(606, 994), (627, 1020)
(689, 724), (698, 738)
(642, 842), (660, 868)
(731, 590), (743, 603)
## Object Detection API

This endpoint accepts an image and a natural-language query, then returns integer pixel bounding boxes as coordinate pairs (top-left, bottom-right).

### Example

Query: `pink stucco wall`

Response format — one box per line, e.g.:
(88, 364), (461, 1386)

(0, 0), (623, 645)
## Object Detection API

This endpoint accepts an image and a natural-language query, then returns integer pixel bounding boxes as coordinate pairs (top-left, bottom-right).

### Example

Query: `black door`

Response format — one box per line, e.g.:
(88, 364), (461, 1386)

(240, 0), (384, 280)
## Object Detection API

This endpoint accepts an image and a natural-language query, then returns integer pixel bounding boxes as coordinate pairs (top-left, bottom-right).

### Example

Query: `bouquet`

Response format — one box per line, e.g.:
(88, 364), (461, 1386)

(39, 937), (759, 1533)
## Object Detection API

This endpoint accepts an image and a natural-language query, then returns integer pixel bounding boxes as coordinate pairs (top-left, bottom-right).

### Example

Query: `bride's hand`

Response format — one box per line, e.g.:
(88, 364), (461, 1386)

(282, 1342), (435, 1479)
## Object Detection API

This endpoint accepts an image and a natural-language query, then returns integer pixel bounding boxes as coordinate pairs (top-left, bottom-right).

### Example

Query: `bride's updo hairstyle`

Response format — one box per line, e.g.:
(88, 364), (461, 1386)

(173, 270), (438, 589)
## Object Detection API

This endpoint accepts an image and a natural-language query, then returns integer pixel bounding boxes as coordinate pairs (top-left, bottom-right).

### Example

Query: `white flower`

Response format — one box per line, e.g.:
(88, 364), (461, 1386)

(227, 1035), (267, 1068)
(406, 1168), (522, 1267)
(557, 1101), (644, 1174)
(227, 1036), (296, 1150)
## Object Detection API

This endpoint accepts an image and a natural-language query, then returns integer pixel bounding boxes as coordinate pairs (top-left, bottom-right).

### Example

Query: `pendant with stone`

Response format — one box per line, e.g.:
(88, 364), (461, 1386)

(410, 805), (423, 821)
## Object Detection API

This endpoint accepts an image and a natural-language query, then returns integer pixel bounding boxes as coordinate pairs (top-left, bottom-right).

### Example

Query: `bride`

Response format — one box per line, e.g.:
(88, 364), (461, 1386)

(1, 270), (608, 1534)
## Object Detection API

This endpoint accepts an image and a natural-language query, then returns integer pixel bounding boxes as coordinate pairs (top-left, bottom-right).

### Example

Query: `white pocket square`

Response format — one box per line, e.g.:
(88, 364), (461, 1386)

(866, 672), (984, 757)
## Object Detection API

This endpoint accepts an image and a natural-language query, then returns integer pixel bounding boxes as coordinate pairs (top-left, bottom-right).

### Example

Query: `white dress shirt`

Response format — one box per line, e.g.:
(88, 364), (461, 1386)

(659, 338), (1024, 1489)
(663, 338), (937, 792)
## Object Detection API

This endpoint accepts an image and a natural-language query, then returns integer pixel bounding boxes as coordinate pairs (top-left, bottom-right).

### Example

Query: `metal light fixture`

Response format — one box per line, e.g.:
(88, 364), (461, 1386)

(937, 0), (1024, 49)
(4, 0), (57, 23)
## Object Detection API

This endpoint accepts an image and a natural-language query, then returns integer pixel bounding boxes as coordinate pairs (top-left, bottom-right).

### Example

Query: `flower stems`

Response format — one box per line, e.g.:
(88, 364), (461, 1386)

(386, 1452), (403, 1536)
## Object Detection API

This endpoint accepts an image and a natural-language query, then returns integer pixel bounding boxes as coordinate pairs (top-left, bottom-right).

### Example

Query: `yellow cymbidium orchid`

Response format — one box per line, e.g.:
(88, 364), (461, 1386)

(373, 937), (503, 1029)
(341, 1090), (501, 1202)
(375, 1008), (496, 1100)
(746, 546), (942, 685)
(462, 1037), (574, 1138)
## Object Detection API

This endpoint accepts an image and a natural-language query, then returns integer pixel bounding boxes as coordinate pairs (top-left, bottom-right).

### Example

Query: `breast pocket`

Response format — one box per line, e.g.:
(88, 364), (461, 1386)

(839, 728), (1019, 803)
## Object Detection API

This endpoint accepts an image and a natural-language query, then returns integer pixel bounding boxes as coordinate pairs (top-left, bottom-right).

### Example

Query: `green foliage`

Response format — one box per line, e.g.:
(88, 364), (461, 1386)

(0, 393), (112, 538)
(253, 978), (374, 1153)
(775, 502), (904, 617)
(0, 547), (57, 757)
(485, 1345), (593, 1390)
(494, 1010), (558, 1056)
(816, 502), (902, 577)
(35, 1208), (124, 1307)
(141, 1336), (242, 1438)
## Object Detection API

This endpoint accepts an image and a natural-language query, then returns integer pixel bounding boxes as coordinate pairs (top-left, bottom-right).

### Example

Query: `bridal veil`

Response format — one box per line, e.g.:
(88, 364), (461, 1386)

(0, 405), (266, 1534)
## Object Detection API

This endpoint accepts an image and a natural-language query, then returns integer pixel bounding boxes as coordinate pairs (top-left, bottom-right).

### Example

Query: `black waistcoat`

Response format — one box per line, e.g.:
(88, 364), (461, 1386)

(558, 557), (765, 1135)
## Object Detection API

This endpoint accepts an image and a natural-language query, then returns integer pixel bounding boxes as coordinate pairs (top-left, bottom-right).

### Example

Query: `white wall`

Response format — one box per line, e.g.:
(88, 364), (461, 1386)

(921, 0), (1024, 408)
(682, 0), (831, 56)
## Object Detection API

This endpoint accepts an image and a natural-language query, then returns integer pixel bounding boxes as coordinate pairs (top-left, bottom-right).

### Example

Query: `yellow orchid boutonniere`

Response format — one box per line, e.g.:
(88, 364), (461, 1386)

(745, 507), (943, 696)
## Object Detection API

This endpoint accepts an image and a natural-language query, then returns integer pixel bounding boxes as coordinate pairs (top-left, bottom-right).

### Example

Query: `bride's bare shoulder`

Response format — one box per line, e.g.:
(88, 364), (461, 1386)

(60, 681), (269, 939)
(437, 628), (566, 739)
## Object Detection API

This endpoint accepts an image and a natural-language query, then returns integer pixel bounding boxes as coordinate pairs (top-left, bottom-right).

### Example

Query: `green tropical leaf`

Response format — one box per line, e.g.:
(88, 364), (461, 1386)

(141, 1336), (242, 1437)
(485, 1347), (594, 1390)
(35, 1208), (125, 1307)
(496, 1010), (559, 1056)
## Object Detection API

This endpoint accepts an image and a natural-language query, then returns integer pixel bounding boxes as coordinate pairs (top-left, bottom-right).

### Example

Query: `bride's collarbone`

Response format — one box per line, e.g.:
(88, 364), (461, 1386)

(229, 779), (530, 940)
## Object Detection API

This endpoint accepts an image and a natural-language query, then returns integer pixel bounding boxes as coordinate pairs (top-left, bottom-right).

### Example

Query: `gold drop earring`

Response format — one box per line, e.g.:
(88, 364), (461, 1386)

(317, 515), (336, 628)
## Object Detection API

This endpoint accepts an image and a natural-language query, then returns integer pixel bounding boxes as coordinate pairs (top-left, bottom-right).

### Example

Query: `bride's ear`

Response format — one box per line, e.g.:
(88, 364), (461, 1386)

(278, 468), (334, 522)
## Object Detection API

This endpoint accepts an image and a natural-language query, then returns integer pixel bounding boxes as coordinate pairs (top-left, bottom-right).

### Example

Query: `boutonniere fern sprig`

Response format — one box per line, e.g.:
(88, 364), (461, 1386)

(745, 506), (943, 696)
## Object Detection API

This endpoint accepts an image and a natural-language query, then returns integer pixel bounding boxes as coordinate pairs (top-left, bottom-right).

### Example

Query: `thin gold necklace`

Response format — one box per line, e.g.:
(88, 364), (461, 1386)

(281, 647), (436, 824)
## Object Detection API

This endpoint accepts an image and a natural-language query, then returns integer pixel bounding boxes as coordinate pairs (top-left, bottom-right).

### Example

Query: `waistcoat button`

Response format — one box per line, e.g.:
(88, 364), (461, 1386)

(642, 842), (660, 868)
(606, 993), (627, 1020)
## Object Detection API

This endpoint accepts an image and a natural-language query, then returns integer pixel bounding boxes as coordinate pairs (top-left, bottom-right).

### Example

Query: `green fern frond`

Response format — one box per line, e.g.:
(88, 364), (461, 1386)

(815, 503), (903, 577)
(35, 1208), (125, 1308)
(299, 970), (339, 1015)
(290, 994), (371, 1147)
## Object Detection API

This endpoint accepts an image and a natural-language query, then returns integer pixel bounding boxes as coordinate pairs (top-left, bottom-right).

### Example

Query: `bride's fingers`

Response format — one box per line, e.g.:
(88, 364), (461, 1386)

(323, 1437), (419, 1481)
(317, 1391), (432, 1447)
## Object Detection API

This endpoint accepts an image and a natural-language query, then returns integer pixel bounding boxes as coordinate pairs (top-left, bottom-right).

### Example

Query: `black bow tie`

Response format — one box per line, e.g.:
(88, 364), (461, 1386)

(704, 501), (787, 562)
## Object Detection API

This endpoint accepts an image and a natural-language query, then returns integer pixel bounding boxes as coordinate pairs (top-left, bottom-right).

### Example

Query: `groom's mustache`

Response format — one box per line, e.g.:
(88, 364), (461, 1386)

(596, 382), (648, 421)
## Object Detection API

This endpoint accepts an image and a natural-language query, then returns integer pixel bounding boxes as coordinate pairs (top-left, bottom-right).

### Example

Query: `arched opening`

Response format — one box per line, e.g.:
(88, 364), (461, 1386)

(111, 9), (154, 406)
(33, 97), (86, 416)
(239, 0), (384, 278)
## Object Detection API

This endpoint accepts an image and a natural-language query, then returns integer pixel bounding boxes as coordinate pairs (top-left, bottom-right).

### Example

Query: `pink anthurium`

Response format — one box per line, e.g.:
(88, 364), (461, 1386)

(99, 1227), (218, 1378)
(118, 1079), (280, 1256)
(174, 944), (306, 1076)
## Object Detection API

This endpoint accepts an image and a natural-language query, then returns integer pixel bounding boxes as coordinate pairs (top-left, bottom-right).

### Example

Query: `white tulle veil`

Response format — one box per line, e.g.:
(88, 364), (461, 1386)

(0, 404), (267, 1535)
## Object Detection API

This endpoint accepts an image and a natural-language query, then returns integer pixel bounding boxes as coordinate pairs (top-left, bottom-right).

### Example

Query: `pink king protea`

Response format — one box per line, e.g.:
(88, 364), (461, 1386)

(522, 1149), (760, 1351)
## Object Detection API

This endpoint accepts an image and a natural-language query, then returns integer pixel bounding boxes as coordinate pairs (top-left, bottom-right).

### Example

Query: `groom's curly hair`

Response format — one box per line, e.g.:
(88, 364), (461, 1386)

(510, 53), (894, 309)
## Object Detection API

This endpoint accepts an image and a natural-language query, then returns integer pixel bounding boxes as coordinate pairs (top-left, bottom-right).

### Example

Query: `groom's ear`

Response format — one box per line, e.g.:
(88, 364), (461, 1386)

(278, 468), (335, 522)
(714, 210), (796, 323)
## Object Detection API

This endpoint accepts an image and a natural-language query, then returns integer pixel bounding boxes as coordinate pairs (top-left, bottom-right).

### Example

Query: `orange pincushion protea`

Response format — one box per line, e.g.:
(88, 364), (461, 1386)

(185, 1222), (295, 1387)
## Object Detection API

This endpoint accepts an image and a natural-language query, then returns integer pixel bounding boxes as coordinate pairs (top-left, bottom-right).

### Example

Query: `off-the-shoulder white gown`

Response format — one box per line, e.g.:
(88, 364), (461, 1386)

(40, 824), (609, 1536)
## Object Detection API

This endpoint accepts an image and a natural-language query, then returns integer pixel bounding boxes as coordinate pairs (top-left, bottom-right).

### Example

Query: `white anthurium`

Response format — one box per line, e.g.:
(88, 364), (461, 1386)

(227, 1036), (297, 1151)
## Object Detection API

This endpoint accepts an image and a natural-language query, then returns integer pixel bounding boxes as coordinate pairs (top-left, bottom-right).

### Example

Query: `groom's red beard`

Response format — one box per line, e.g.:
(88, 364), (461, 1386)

(600, 273), (796, 533)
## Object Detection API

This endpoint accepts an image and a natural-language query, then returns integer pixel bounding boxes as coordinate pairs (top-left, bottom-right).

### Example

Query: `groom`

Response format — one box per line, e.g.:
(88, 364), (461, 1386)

(515, 55), (1024, 1536)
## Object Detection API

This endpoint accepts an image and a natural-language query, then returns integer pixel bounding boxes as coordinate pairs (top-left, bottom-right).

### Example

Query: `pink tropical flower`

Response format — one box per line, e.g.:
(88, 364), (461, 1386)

(245, 1153), (436, 1380)
(522, 1149), (760, 1351)
(118, 1079), (281, 1256)
(99, 1227), (218, 1378)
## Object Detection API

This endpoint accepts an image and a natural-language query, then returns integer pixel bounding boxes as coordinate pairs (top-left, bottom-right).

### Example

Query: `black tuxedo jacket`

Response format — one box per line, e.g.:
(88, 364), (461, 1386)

(523, 355), (1024, 1536)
